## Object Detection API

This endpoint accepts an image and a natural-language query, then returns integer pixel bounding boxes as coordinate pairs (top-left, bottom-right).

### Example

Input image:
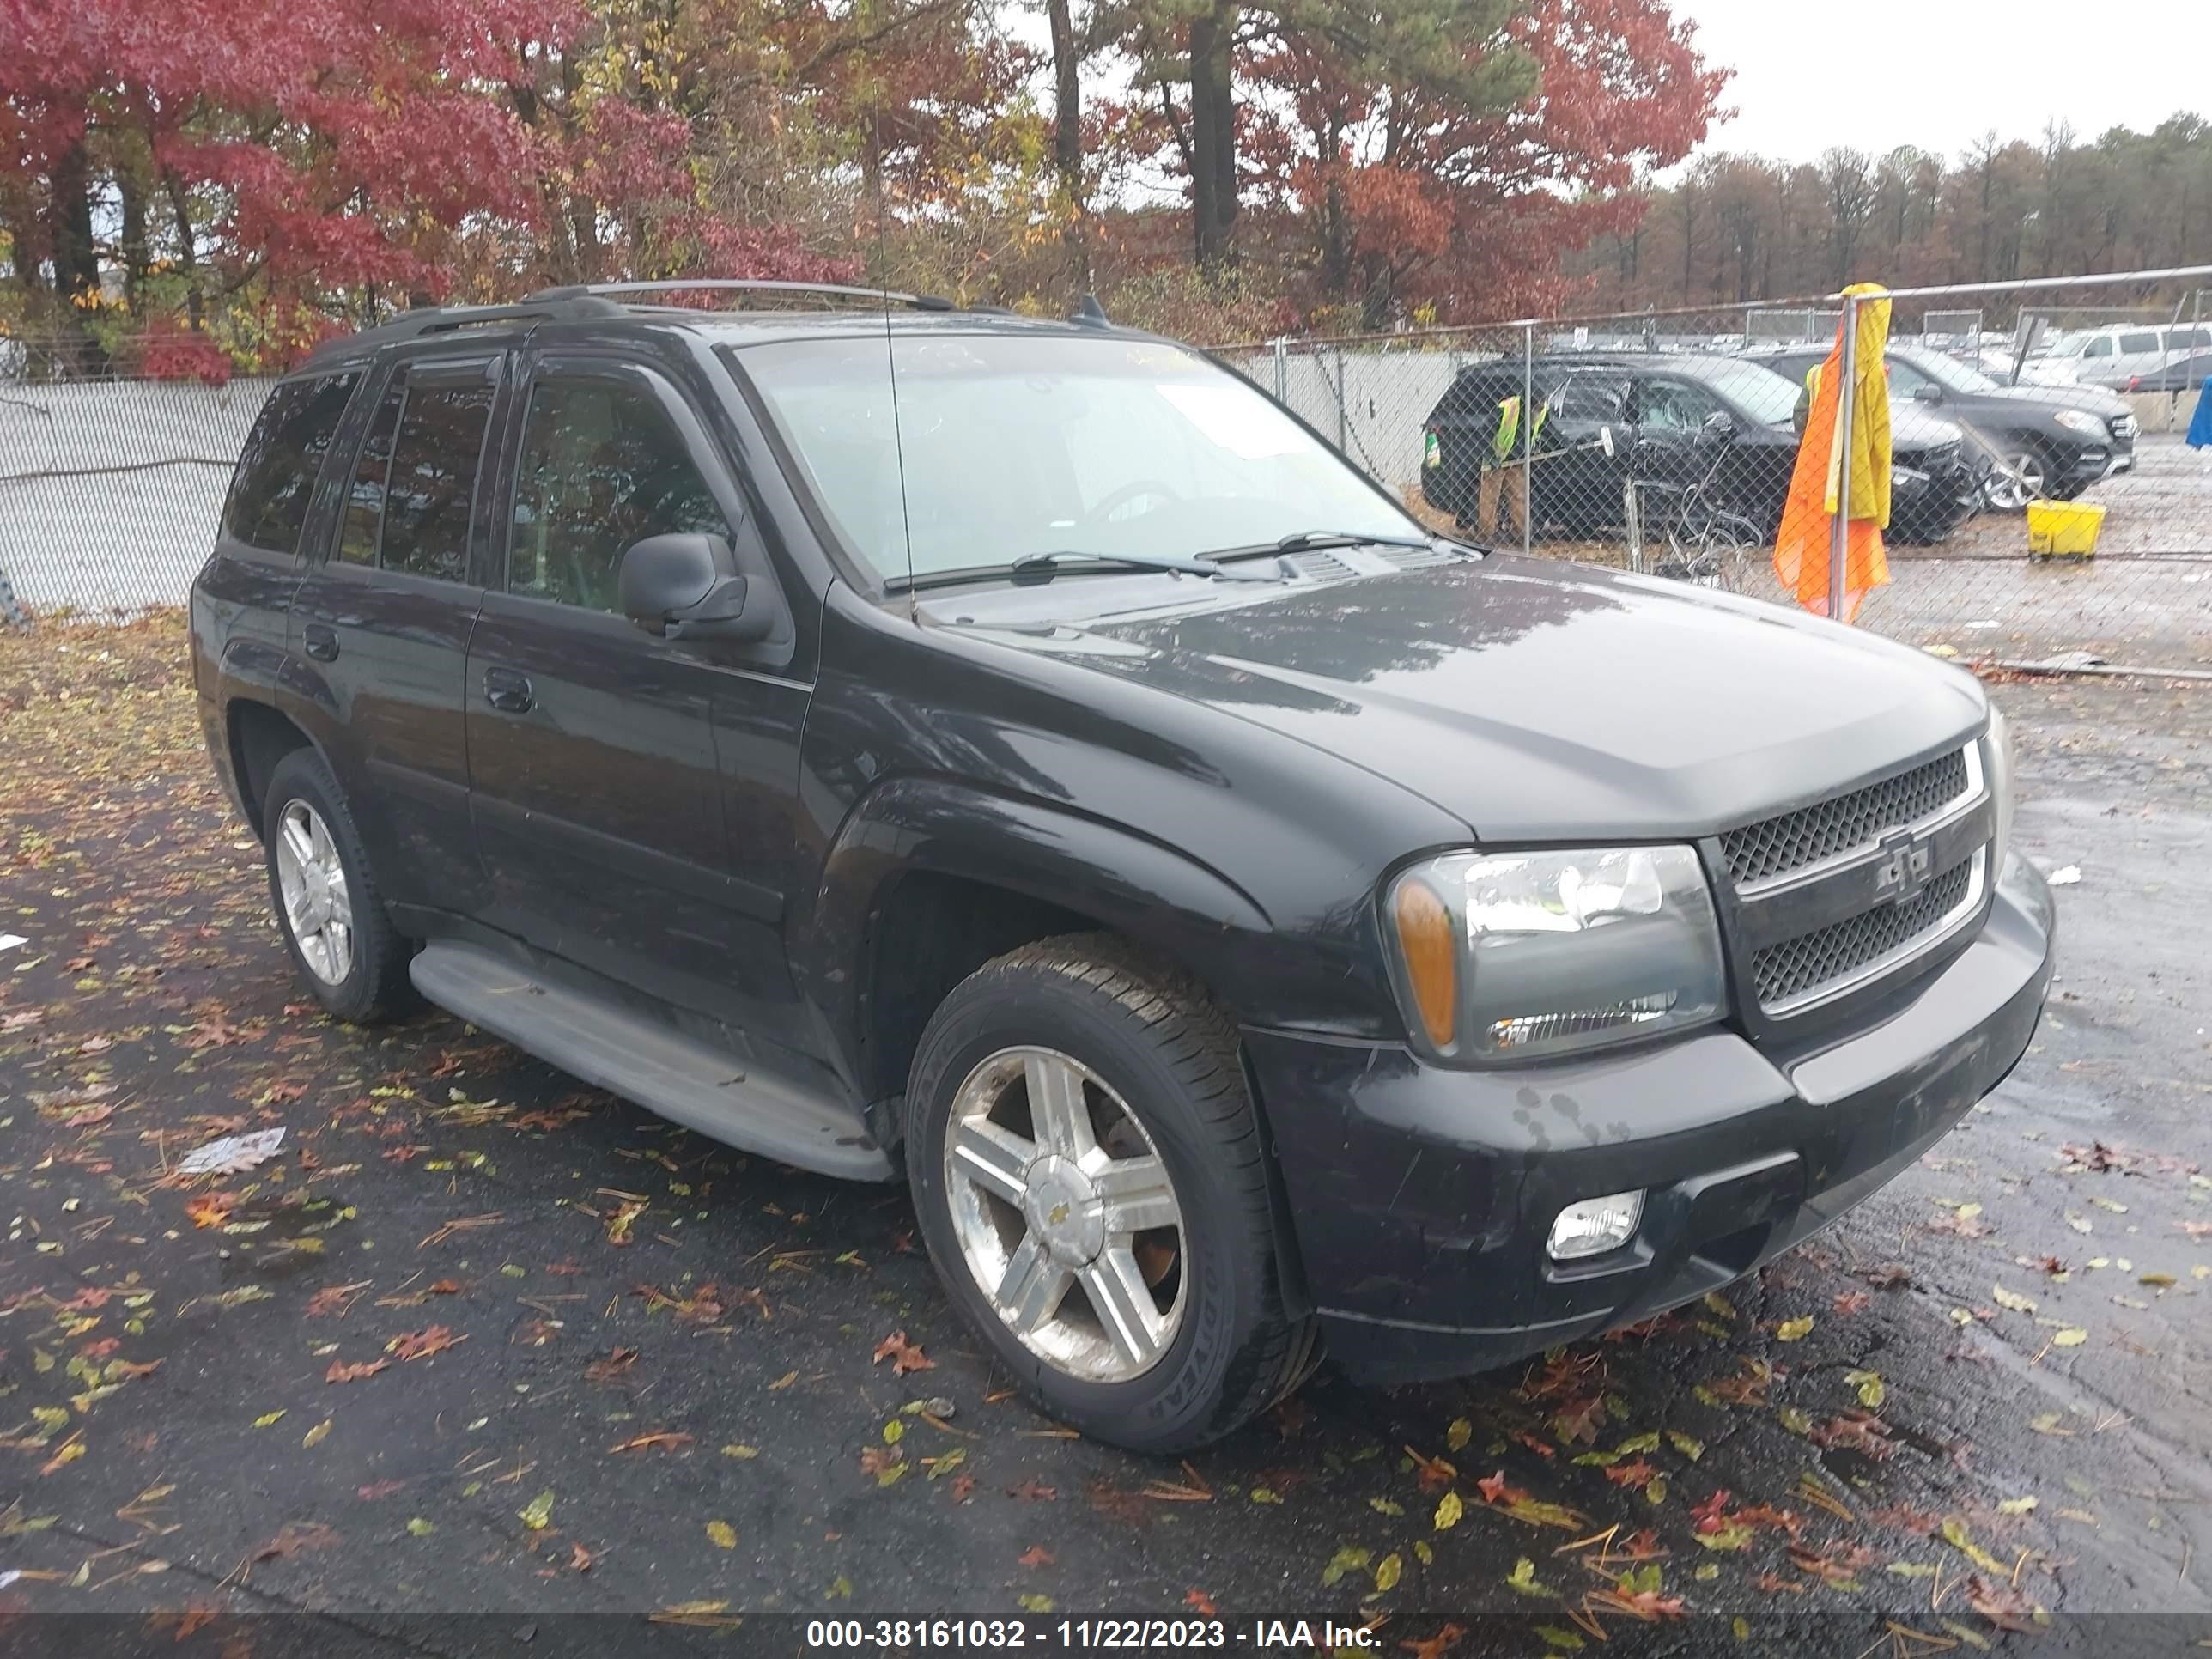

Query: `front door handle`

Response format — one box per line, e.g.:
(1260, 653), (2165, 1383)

(302, 623), (339, 662)
(482, 667), (534, 714)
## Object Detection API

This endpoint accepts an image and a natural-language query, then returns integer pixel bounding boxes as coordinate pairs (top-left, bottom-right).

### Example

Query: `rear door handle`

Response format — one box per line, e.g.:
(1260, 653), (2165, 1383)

(482, 667), (534, 714)
(302, 623), (338, 662)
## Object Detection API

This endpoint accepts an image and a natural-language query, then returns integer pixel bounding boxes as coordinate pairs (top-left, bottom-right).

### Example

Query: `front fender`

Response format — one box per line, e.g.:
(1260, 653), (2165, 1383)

(793, 775), (1277, 1078)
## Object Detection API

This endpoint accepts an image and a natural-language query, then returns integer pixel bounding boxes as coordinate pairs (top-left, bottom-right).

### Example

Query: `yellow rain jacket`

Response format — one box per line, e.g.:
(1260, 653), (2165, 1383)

(1774, 283), (1893, 618)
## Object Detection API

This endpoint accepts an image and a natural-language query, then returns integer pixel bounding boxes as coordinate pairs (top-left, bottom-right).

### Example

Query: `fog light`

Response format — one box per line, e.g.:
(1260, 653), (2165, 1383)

(1547, 1190), (1644, 1261)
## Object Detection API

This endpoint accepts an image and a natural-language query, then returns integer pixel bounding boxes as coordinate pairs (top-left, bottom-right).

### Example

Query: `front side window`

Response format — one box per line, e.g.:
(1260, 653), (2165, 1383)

(508, 377), (731, 612)
(377, 371), (496, 583)
(2083, 338), (2112, 358)
(223, 372), (359, 553)
(736, 333), (1418, 583)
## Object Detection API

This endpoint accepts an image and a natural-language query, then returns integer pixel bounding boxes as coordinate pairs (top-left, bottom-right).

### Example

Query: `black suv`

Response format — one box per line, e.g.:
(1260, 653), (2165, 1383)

(1748, 344), (2136, 505)
(191, 285), (2054, 1453)
(1421, 353), (1980, 543)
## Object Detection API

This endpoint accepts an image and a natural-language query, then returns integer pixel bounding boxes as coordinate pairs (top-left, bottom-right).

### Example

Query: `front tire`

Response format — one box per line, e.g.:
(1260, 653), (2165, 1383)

(905, 935), (1315, 1454)
(261, 748), (415, 1024)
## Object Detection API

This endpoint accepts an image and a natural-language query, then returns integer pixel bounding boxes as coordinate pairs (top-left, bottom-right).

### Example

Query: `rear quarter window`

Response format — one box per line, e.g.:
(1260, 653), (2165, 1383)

(222, 373), (361, 554)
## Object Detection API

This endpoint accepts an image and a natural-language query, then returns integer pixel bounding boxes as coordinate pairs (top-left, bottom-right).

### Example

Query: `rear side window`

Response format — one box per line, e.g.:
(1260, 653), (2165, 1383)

(369, 368), (497, 583)
(222, 373), (359, 553)
(2119, 331), (2158, 354)
(337, 386), (405, 566)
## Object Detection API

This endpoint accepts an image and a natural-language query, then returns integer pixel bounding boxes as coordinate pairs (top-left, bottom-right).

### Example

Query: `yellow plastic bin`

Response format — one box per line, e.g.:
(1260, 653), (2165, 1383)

(2026, 500), (2106, 560)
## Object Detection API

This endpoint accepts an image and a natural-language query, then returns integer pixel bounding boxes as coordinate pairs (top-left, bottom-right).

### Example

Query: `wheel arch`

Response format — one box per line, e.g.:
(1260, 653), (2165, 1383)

(801, 776), (1274, 1115)
(226, 696), (319, 841)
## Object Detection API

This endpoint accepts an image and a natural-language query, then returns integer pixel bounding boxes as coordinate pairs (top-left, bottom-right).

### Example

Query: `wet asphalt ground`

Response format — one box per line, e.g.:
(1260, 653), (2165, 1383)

(2, 622), (2208, 1656)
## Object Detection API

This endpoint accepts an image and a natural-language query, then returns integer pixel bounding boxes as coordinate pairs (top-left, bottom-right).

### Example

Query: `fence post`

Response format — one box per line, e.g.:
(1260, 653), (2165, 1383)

(1272, 337), (1287, 402)
(1334, 346), (1347, 450)
(1521, 322), (1535, 558)
(1828, 294), (1860, 623)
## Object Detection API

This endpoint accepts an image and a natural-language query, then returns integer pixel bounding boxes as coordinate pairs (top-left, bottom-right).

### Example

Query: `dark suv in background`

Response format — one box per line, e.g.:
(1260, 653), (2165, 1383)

(1748, 344), (2136, 505)
(1422, 353), (1979, 543)
(192, 285), (2052, 1453)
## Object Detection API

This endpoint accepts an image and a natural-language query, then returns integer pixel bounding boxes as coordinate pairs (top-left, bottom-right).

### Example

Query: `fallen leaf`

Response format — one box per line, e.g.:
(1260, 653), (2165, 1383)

(1016, 1545), (1054, 1568)
(2051, 1328), (2088, 1347)
(1991, 1285), (2037, 1315)
(326, 1358), (389, 1383)
(871, 1330), (935, 1375)
(518, 1490), (555, 1531)
(301, 1419), (331, 1449)
(706, 1520), (737, 1550)
(389, 1326), (465, 1362)
(1435, 1490), (1465, 1531)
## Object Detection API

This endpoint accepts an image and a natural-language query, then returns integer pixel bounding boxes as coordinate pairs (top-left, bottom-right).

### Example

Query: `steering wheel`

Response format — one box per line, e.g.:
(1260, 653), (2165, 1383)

(1084, 478), (1184, 526)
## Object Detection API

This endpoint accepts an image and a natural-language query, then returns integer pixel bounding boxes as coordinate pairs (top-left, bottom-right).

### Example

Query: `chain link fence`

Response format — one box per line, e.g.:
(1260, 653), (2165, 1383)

(1212, 270), (2212, 675)
(3, 272), (2209, 676)
(0, 357), (271, 623)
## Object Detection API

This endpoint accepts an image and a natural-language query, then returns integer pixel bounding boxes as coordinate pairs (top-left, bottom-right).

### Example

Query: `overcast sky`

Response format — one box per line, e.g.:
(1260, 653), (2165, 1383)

(1677, 0), (2205, 167)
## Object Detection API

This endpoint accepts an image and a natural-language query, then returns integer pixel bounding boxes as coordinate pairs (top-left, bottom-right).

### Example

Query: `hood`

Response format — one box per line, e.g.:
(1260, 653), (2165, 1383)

(1980, 380), (2130, 417)
(923, 556), (1986, 844)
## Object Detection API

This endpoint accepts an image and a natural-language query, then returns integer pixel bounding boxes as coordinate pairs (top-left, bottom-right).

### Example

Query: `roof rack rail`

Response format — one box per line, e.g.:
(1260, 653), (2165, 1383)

(303, 295), (628, 361)
(528, 278), (957, 313)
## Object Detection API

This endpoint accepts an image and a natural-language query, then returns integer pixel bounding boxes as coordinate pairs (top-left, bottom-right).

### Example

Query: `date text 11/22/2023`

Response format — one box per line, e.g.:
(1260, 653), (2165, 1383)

(802, 1618), (1378, 1649)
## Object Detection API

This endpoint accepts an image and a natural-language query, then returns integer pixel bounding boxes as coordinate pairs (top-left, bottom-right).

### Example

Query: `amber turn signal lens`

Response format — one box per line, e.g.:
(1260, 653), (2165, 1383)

(1392, 878), (1458, 1050)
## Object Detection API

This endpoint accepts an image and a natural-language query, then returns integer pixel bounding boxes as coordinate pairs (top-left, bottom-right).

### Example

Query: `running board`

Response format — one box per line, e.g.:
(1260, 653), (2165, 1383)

(409, 941), (894, 1182)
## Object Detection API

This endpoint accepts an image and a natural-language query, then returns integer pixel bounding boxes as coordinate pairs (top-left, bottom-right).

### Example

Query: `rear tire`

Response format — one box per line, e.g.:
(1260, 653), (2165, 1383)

(261, 749), (415, 1024)
(905, 934), (1314, 1454)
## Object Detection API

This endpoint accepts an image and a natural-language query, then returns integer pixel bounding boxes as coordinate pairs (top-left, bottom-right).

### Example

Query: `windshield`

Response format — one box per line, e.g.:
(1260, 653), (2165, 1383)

(1901, 349), (2000, 394)
(1702, 361), (1801, 427)
(734, 332), (1419, 583)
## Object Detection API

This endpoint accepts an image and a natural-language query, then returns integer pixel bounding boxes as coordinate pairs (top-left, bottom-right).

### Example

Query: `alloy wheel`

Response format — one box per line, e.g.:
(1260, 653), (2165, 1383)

(1986, 451), (2045, 510)
(942, 1046), (1186, 1382)
(273, 799), (355, 984)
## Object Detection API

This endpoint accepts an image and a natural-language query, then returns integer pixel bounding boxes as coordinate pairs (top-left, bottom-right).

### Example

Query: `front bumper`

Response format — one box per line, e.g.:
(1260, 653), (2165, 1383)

(1247, 850), (2054, 1386)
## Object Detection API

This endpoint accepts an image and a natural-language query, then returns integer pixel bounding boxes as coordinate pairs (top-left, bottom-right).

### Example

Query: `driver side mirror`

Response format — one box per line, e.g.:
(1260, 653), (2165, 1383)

(1698, 410), (1736, 441)
(617, 533), (771, 643)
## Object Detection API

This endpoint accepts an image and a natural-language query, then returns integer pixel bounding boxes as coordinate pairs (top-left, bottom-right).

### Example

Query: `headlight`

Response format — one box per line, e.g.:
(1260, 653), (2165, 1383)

(1983, 703), (2014, 876)
(1383, 846), (1728, 1063)
(2054, 409), (2105, 437)
(1891, 465), (1928, 487)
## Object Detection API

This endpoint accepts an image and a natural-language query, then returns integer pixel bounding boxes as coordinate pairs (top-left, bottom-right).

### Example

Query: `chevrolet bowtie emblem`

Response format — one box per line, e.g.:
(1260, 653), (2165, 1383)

(1873, 827), (1933, 904)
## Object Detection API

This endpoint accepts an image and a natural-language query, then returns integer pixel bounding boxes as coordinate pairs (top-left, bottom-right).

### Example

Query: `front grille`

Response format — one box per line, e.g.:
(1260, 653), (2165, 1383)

(1752, 855), (1976, 1009)
(1720, 750), (1972, 888)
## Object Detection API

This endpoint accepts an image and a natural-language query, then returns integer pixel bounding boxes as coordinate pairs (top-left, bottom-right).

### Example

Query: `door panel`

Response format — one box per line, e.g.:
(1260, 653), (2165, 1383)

(466, 356), (812, 1031)
(284, 354), (505, 916)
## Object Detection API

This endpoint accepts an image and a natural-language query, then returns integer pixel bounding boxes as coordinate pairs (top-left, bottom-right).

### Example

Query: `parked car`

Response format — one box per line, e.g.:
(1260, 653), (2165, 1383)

(2042, 324), (2212, 391)
(191, 287), (2052, 1452)
(1750, 344), (2136, 506)
(1422, 353), (1978, 543)
(2120, 350), (2212, 394)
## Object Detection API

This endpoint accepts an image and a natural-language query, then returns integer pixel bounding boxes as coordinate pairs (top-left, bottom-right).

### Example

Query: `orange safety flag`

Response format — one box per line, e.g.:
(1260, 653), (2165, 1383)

(1775, 283), (1893, 619)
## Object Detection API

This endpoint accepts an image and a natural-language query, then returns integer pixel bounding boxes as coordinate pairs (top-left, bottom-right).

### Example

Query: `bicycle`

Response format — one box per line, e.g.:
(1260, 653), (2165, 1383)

(1624, 419), (1767, 593)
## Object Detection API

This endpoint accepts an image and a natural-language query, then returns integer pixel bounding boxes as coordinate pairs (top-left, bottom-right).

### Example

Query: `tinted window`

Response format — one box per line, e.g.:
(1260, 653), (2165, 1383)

(222, 373), (358, 553)
(2119, 331), (2158, 354)
(2083, 338), (2111, 357)
(1556, 375), (1626, 421)
(508, 377), (731, 612)
(336, 386), (404, 566)
(379, 373), (496, 583)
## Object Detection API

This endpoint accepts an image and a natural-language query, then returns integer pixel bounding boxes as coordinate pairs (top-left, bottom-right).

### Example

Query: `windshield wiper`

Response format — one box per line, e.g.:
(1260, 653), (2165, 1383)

(1006, 550), (1279, 584)
(1178, 529), (1437, 562)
